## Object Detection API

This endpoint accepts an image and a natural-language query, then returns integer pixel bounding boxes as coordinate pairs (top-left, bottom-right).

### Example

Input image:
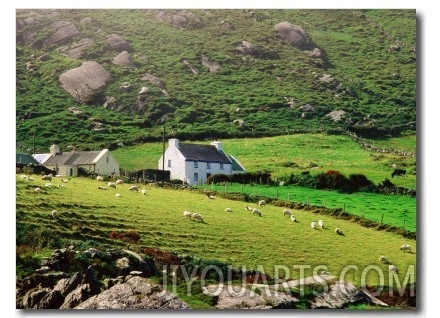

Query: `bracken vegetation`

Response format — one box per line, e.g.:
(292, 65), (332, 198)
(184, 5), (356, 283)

(16, 9), (416, 152)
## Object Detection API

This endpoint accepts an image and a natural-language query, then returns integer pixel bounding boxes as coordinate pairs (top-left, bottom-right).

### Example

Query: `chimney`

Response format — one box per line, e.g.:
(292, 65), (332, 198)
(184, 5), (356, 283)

(50, 144), (60, 156)
(169, 138), (179, 148)
(211, 141), (222, 152)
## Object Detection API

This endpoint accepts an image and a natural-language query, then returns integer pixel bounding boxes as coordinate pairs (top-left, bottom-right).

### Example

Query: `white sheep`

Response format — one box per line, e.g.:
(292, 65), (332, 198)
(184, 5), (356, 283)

(252, 208), (261, 216)
(51, 210), (59, 218)
(96, 176), (104, 181)
(129, 185), (139, 192)
(34, 187), (42, 193)
(311, 221), (317, 229)
(141, 189), (147, 195)
(244, 205), (253, 212)
(379, 256), (389, 264)
(115, 179), (124, 184)
(183, 210), (192, 217)
(98, 186), (107, 190)
(258, 200), (266, 207)
(108, 182), (116, 189)
(389, 265), (398, 274)
(318, 220), (324, 229)
(44, 183), (52, 187)
(225, 208), (233, 212)
(290, 215), (296, 222)
(283, 209), (292, 216)
(61, 178), (69, 183)
(335, 228), (343, 235)
(115, 193), (121, 198)
(192, 213), (204, 222)
(42, 174), (52, 181)
(400, 244), (411, 253)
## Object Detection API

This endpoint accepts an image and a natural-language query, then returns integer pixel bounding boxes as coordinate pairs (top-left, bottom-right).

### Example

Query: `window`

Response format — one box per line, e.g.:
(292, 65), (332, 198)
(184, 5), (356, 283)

(220, 163), (224, 170)
(168, 159), (172, 168)
(194, 173), (198, 183)
(207, 162), (211, 169)
(194, 161), (198, 168)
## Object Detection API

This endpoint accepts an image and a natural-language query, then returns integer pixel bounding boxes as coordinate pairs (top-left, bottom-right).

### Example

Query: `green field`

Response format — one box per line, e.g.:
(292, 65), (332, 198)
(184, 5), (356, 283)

(16, 175), (416, 288)
(200, 183), (416, 232)
(113, 133), (417, 188)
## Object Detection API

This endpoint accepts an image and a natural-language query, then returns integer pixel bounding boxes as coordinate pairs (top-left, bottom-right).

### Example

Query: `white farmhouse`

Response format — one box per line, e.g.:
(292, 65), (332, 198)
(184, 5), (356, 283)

(158, 139), (245, 185)
(33, 144), (120, 177)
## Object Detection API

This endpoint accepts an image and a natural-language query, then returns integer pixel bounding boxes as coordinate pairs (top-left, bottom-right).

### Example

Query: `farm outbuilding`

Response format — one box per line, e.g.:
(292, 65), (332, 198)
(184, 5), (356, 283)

(158, 139), (245, 185)
(33, 144), (120, 177)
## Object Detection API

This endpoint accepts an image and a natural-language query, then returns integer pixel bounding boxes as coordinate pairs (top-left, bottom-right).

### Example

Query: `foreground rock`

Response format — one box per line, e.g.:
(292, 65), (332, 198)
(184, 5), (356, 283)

(76, 276), (189, 309)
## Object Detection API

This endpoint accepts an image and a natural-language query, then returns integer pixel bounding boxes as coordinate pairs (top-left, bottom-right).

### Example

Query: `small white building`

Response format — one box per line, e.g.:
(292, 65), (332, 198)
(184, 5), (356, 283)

(158, 139), (245, 185)
(33, 144), (120, 177)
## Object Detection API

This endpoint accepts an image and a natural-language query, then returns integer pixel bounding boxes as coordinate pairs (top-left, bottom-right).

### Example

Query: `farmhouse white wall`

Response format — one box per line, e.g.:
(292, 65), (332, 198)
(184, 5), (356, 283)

(93, 149), (120, 176)
(158, 139), (240, 186)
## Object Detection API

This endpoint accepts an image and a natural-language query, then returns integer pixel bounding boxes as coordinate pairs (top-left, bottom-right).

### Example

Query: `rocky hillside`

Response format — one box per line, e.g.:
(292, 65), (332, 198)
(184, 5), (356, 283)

(16, 9), (416, 152)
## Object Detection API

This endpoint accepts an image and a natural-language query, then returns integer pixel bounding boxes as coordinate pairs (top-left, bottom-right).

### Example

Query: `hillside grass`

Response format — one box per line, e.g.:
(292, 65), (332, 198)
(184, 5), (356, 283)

(112, 133), (416, 189)
(16, 175), (416, 288)
(16, 9), (416, 151)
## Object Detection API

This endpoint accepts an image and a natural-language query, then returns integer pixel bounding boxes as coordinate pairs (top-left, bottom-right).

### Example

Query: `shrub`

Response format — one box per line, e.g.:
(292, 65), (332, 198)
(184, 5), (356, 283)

(109, 230), (141, 244)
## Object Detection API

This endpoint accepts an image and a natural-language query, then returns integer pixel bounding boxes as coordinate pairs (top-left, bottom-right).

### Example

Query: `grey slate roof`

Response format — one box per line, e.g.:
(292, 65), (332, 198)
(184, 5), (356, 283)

(44, 151), (102, 166)
(178, 143), (232, 164)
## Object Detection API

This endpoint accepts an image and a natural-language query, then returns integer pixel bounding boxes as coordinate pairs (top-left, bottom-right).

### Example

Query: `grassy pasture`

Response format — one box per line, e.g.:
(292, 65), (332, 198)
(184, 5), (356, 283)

(112, 134), (416, 189)
(202, 183), (416, 232)
(16, 175), (416, 288)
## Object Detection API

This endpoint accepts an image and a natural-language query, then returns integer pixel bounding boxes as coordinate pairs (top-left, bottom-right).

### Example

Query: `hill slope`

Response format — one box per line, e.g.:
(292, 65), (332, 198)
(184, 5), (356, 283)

(16, 9), (416, 152)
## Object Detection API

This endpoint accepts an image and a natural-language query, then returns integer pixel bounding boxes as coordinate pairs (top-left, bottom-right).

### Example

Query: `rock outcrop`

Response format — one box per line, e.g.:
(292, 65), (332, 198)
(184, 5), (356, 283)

(275, 21), (314, 50)
(59, 61), (112, 103)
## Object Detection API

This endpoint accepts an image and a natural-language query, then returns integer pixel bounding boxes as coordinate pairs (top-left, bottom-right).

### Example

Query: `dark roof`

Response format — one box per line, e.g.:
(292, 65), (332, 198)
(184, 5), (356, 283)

(44, 150), (102, 166)
(178, 143), (232, 164)
(16, 153), (40, 165)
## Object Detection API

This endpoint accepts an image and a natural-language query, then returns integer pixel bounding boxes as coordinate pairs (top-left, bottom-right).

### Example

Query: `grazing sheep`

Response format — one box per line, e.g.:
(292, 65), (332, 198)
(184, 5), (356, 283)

(42, 174), (52, 181)
(290, 215), (296, 222)
(192, 213), (204, 222)
(44, 183), (52, 187)
(311, 221), (317, 229)
(129, 185), (139, 192)
(28, 176), (34, 181)
(379, 256), (389, 264)
(115, 179), (124, 184)
(108, 182), (116, 189)
(141, 189), (147, 195)
(98, 186), (107, 190)
(400, 244), (411, 253)
(96, 176), (104, 181)
(61, 178), (69, 183)
(252, 208), (261, 216)
(207, 195), (216, 199)
(318, 220), (325, 229)
(225, 208), (233, 212)
(283, 209), (292, 216)
(258, 200), (266, 207)
(389, 265), (398, 274)
(183, 210), (192, 217)
(244, 205), (253, 212)
(34, 187), (41, 193)
(335, 228), (343, 235)
(115, 193), (121, 198)
(51, 210), (59, 218)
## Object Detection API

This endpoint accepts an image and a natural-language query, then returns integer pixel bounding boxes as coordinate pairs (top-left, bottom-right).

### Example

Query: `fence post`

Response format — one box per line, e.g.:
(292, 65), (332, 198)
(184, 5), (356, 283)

(276, 189), (279, 198)
(403, 219), (406, 231)
(241, 184), (244, 194)
(343, 203), (345, 212)
(224, 182), (227, 193)
(362, 210), (365, 219)
(307, 196), (310, 205)
(380, 213), (384, 224)
(288, 192), (290, 201)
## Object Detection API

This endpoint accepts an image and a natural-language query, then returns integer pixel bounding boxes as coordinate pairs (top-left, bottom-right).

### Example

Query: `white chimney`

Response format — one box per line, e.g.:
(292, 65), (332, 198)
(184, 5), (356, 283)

(50, 144), (60, 156)
(169, 138), (179, 148)
(211, 141), (222, 152)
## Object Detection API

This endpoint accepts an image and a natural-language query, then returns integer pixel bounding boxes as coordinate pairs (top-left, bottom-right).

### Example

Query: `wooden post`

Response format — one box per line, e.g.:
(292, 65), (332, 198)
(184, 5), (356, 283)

(241, 184), (244, 194)
(380, 213), (384, 224)
(343, 203), (345, 212)
(212, 182), (214, 190)
(362, 210), (365, 219)
(403, 219), (406, 231)
(276, 189), (279, 198)
(224, 183), (227, 193)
